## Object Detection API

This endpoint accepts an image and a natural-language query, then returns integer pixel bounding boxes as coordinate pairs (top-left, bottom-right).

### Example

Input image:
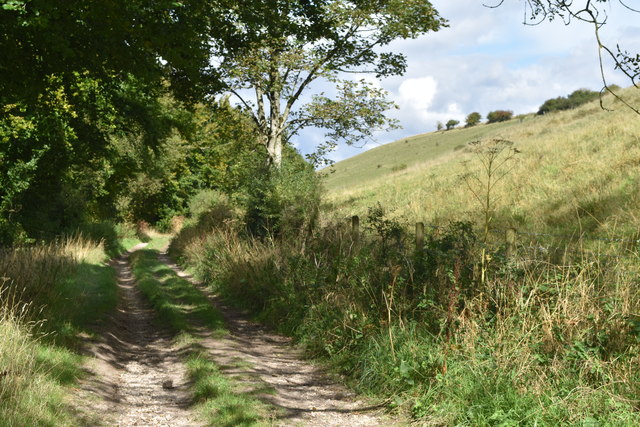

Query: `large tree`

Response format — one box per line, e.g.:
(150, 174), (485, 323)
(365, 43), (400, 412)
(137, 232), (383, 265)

(215, 0), (447, 168)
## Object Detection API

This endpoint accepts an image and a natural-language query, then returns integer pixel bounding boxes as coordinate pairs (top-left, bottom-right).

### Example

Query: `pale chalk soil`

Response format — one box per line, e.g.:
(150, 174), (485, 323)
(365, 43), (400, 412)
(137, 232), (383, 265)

(72, 243), (404, 426)
(158, 251), (402, 427)
(73, 243), (202, 426)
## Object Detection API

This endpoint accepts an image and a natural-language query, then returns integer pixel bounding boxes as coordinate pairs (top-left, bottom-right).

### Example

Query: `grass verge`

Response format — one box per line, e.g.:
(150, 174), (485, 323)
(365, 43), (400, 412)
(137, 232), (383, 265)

(129, 237), (276, 426)
(0, 226), (143, 425)
(171, 212), (640, 425)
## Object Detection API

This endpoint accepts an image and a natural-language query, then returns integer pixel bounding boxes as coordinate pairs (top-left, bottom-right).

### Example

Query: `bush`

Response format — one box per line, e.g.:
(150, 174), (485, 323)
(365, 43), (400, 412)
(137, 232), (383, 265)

(243, 148), (322, 238)
(465, 112), (482, 127)
(538, 88), (600, 115)
(486, 110), (513, 123)
(446, 119), (460, 130)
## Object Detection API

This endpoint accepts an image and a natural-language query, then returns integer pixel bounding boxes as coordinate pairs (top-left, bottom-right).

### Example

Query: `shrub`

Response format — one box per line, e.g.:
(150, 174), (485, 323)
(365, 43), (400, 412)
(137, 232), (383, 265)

(465, 112), (482, 127)
(243, 148), (322, 238)
(446, 119), (460, 130)
(538, 88), (600, 115)
(486, 110), (513, 123)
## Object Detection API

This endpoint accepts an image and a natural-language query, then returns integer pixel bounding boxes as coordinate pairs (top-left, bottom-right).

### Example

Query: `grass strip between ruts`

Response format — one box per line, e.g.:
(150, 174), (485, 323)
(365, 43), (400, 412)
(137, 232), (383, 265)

(129, 239), (277, 426)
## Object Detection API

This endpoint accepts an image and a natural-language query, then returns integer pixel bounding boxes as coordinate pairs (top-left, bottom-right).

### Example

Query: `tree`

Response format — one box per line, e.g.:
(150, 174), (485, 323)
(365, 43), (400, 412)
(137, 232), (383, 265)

(446, 119), (460, 130)
(489, 1), (639, 114)
(537, 88), (600, 114)
(465, 112), (482, 127)
(0, 0), (217, 241)
(486, 110), (513, 123)
(216, 0), (447, 167)
(437, 121), (444, 131)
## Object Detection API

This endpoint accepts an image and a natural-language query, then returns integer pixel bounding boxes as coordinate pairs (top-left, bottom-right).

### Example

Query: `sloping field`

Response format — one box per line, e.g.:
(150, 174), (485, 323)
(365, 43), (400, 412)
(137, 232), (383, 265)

(322, 88), (640, 238)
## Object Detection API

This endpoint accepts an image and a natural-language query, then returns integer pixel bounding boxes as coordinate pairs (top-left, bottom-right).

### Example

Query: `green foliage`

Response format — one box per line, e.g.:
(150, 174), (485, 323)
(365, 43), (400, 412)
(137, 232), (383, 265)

(244, 147), (322, 237)
(0, 1), (248, 243)
(486, 109), (513, 123)
(445, 119), (459, 130)
(465, 111), (482, 127)
(538, 88), (601, 115)
(217, 0), (446, 166)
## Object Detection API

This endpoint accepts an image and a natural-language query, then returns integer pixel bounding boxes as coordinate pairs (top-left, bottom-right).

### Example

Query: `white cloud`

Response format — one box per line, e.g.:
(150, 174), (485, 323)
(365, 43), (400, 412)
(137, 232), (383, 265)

(292, 0), (639, 163)
(395, 76), (438, 122)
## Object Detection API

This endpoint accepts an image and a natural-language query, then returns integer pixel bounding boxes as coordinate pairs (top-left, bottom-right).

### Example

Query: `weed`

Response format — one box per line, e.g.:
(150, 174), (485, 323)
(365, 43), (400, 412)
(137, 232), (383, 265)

(171, 199), (640, 424)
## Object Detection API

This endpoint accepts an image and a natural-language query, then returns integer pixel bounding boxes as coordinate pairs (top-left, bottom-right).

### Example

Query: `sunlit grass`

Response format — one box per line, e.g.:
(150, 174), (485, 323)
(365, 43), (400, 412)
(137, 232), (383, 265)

(0, 228), (140, 425)
(130, 238), (276, 425)
(324, 88), (640, 242)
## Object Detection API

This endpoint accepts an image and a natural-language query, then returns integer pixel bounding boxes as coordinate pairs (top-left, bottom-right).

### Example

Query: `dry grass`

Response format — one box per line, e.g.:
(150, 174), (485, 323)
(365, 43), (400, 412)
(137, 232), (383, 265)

(0, 234), (104, 313)
(0, 234), (114, 424)
(324, 88), (640, 240)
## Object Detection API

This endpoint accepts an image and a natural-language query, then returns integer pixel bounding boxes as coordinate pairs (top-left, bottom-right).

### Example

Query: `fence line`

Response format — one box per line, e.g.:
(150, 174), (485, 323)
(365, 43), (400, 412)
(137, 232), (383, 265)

(346, 215), (639, 260)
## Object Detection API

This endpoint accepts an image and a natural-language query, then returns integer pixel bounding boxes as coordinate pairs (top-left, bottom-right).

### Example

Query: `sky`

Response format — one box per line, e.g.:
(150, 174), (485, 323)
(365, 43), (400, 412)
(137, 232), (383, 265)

(293, 0), (640, 164)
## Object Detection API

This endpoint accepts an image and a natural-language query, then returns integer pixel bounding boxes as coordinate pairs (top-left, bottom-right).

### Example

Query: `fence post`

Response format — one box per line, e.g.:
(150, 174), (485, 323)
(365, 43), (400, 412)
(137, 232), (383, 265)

(351, 215), (360, 244)
(415, 222), (425, 251)
(506, 228), (517, 259)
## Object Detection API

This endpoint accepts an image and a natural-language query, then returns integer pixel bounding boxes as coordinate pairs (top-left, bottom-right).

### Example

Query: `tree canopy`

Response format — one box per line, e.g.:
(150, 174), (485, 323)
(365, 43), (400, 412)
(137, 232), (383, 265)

(216, 0), (447, 167)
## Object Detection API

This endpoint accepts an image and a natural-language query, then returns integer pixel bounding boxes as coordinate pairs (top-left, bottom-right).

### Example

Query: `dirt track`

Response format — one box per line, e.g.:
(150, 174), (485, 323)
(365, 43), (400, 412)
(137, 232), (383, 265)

(73, 244), (399, 426)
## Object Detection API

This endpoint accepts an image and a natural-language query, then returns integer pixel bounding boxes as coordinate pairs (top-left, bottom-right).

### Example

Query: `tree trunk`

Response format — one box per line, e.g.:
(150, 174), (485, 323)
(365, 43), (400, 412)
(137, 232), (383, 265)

(265, 85), (284, 168)
(265, 132), (283, 168)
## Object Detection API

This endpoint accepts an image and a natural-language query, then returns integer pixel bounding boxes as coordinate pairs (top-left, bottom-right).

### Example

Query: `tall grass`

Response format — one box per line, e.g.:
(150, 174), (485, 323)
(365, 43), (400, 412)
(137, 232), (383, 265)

(0, 228), (140, 424)
(171, 207), (640, 424)
(0, 235), (99, 310)
(324, 87), (640, 240)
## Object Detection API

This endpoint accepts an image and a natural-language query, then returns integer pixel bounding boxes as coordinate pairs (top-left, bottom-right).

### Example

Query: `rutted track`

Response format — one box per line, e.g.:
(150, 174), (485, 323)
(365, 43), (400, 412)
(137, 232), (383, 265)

(158, 251), (396, 427)
(73, 243), (401, 426)
(75, 244), (201, 426)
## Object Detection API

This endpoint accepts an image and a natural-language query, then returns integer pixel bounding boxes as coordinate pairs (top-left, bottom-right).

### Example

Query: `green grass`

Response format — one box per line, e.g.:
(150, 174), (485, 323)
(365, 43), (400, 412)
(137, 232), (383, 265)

(129, 238), (276, 426)
(322, 88), (640, 242)
(0, 230), (142, 425)
(321, 118), (523, 191)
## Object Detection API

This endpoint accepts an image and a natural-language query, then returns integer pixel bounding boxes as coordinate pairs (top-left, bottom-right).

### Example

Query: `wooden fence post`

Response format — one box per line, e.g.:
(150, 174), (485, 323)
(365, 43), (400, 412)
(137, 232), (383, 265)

(415, 222), (425, 251)
(351, 215), (360, 244)
(506, 228), (517, 259)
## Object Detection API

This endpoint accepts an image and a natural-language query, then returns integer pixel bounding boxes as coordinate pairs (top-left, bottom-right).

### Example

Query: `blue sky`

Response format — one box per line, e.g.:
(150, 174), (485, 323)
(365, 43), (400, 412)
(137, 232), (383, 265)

(293, 0), (640, 163)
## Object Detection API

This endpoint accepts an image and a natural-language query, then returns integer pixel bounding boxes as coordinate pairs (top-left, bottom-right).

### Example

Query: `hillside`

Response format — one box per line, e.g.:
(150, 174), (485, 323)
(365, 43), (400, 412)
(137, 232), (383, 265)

(322, 88), (640, 238)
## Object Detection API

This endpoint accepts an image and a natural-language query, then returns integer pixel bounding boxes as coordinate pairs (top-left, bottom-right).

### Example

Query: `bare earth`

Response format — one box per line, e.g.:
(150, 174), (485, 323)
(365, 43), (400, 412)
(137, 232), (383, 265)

(73, 244), (401, 426)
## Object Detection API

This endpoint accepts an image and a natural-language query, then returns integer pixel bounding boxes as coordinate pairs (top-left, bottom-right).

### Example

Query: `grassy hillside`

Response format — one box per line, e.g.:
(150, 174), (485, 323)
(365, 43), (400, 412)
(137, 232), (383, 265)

(322, 88), (640, 239)
(323, 118), (524, 191)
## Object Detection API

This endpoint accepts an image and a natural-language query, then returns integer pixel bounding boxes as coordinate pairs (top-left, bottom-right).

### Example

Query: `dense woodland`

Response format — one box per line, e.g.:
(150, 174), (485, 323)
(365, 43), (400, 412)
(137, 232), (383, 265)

(1, 0), (640, 425)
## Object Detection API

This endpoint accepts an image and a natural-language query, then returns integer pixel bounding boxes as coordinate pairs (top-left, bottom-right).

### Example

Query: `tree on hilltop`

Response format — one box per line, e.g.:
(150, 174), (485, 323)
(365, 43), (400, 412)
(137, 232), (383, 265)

(465, 112), (482, 127)
(215, 0), (447, 168)
(487, 110), (513, 123)
(446, 119), (460, 130)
